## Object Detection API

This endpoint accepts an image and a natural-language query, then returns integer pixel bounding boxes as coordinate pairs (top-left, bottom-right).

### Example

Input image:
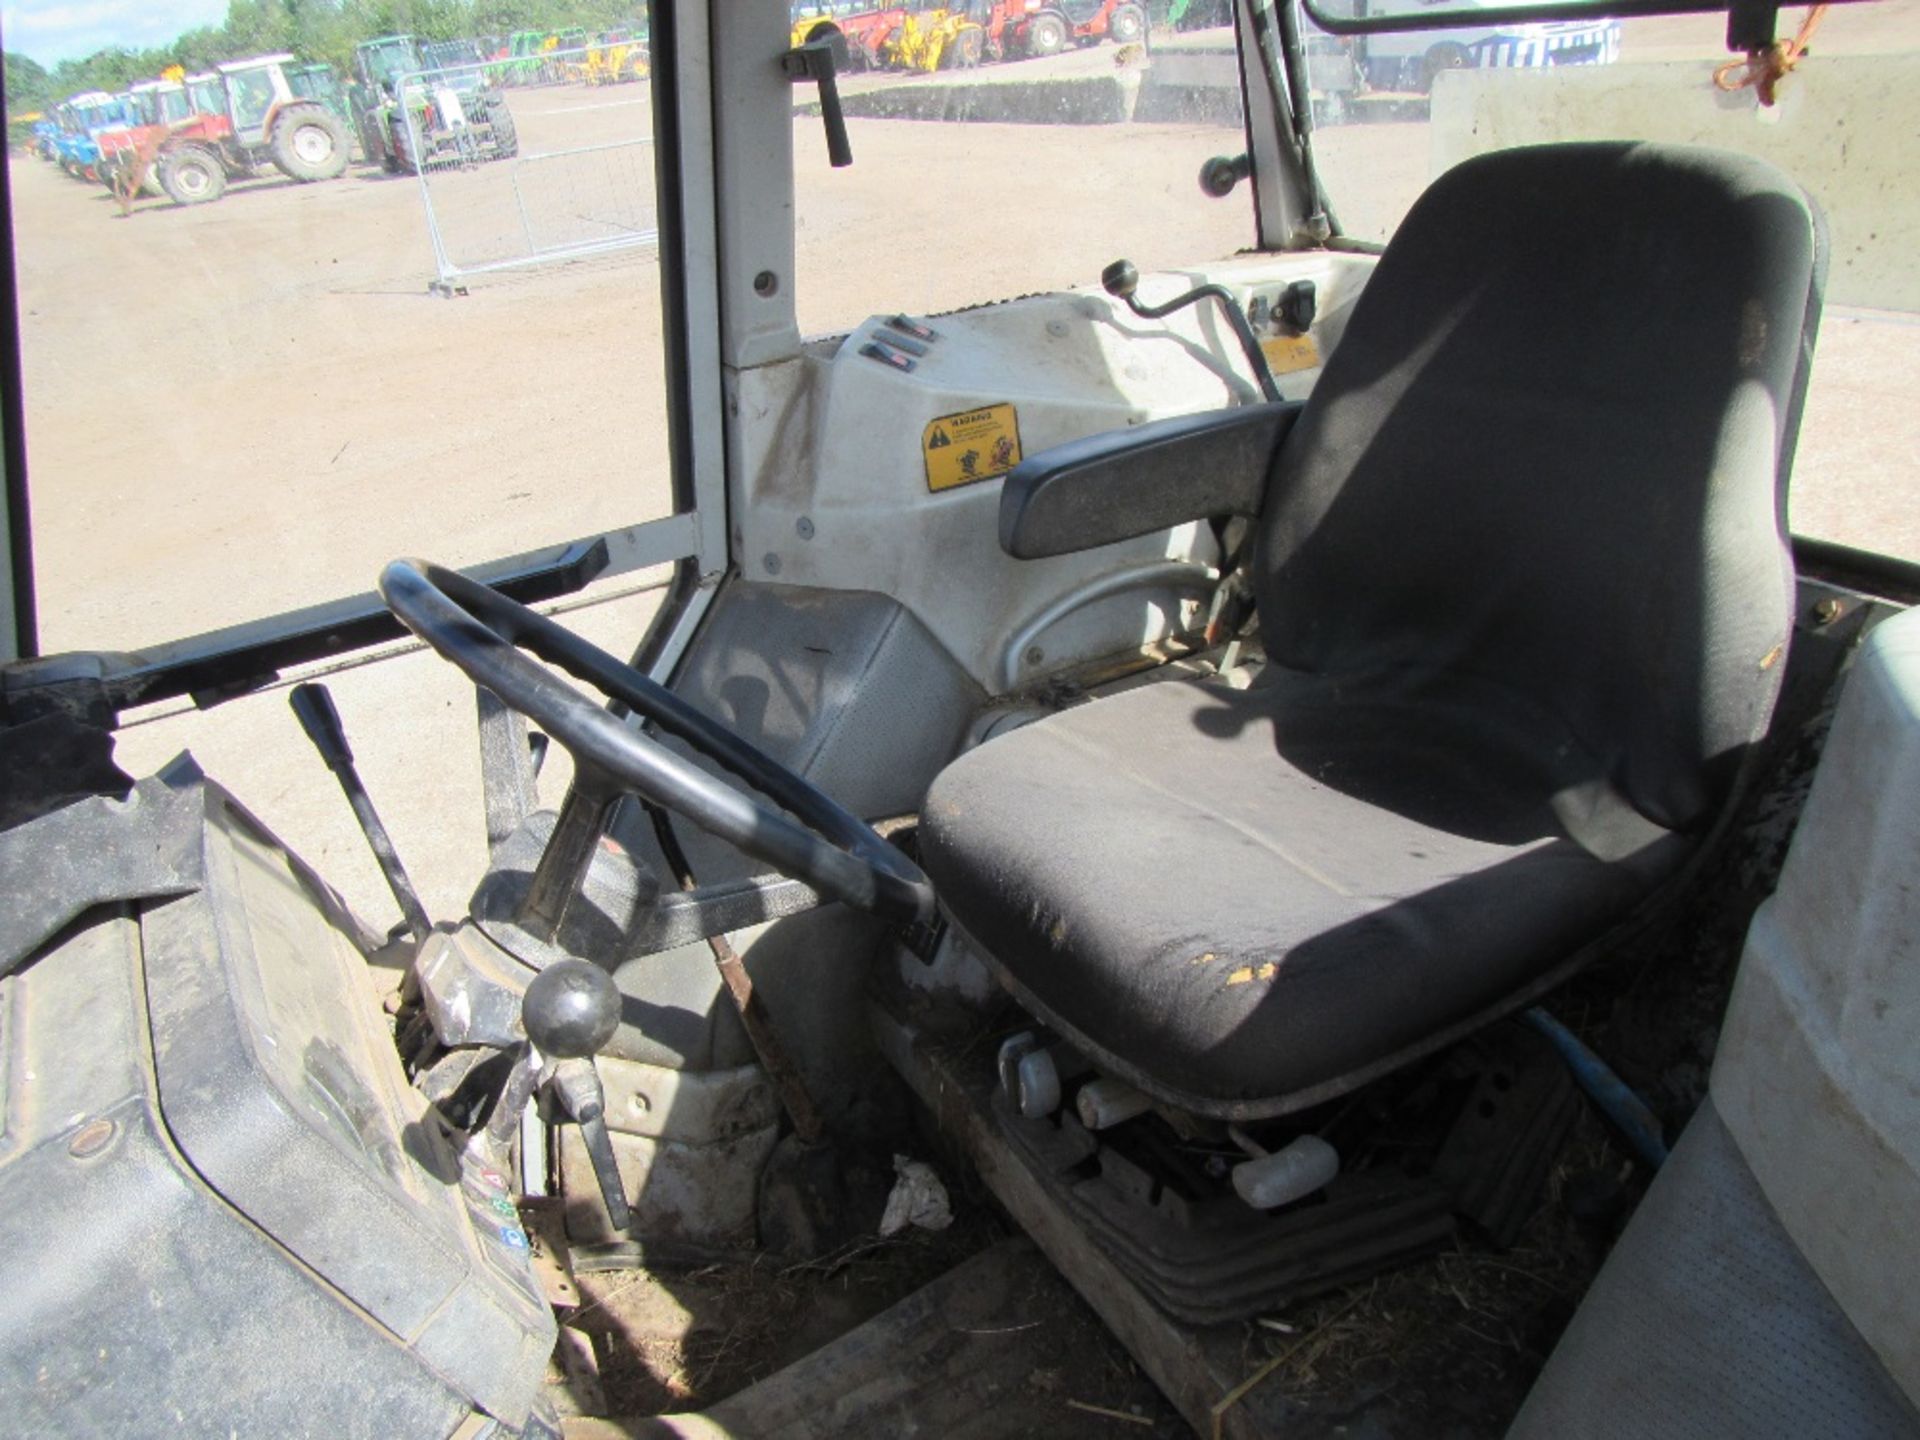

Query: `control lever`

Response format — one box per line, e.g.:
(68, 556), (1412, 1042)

(1101, 257), (1282, 403)
(289, 682), (433, 943)
(783, 25), (854, 168)
(486, 960), (631, 1233)
(1198, 152), (1252, 199)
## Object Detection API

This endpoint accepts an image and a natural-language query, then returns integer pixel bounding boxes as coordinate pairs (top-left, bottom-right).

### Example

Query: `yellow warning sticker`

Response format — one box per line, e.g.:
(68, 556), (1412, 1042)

(923, 403), (1022, 493)
(1260, 333), (1322, 375)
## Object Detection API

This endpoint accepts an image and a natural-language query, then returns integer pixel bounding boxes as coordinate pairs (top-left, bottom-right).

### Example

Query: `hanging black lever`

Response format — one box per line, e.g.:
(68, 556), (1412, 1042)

(784, 24), (853, 168)
(290, 681), (433, 943)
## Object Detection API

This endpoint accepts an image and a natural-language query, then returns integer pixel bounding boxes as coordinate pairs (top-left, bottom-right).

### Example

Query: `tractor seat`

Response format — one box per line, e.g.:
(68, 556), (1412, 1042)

(921, 143), (1825, 1118)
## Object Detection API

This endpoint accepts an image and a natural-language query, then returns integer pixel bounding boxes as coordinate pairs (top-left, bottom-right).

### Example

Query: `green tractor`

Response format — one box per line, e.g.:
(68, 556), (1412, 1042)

(348, 34), (518, 176)
(286, 62), (357, 149)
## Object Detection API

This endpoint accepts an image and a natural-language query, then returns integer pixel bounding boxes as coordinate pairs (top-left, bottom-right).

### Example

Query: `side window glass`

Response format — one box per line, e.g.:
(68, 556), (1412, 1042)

(1301, 5), (1920, 562)
(6, 12), (675, 657)
(792, 8), (1252, 337)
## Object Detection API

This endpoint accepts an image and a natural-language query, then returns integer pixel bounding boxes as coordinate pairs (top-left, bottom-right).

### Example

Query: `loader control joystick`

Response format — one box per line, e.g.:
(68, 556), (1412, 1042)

(1101, 257), (1282, 403)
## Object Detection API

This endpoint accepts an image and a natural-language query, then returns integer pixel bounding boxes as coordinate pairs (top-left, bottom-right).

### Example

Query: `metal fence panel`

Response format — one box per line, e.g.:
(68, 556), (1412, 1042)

(391, 45), (658, 292)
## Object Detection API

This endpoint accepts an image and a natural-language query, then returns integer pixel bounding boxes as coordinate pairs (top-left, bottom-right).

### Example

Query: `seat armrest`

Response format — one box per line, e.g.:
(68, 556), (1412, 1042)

(998, 401), (1303, 560)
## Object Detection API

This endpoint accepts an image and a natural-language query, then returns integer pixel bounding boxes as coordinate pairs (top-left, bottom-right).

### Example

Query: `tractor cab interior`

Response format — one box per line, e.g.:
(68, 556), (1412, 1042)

(923, 141), (1820, 1121)
(1, 2), (1917, 1437)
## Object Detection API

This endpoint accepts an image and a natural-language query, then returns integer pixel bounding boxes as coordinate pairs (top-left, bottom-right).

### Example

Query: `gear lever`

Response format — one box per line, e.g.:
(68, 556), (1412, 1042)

(485, 960), (631, 1233)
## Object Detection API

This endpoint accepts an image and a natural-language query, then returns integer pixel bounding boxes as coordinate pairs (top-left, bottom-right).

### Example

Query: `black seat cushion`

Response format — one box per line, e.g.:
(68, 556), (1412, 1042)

(923, 670), (1692, 1114)
(921, 143), (1821, 1115)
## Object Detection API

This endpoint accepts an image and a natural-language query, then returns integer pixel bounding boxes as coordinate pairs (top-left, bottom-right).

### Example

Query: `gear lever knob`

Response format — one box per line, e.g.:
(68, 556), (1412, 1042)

(522, 959), (620, 1059)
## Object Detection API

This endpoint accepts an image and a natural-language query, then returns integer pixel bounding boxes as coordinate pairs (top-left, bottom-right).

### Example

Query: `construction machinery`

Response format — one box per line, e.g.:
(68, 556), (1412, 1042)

(3, 3), (1918, 1439)
(349, 35), (518, 176)
(116, 55), (353, 207)
(792, 6), (912, 68)
(887, 7), (989, 68)
(987, 0), (1148, 57)
(582, 32), (652, 85)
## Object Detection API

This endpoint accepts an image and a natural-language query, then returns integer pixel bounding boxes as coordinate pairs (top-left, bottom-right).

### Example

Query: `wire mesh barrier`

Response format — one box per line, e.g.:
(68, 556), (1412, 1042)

(378, 43), (658, 293)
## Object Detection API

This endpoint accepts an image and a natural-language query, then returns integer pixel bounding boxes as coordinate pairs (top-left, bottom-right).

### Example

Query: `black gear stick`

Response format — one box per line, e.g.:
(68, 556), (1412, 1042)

(487, 959), (632, 1233)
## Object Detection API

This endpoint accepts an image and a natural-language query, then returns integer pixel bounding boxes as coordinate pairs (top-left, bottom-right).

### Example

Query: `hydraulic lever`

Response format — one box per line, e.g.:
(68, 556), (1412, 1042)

(289, 681), (433, 942)
(1101, 257), (1283, 403)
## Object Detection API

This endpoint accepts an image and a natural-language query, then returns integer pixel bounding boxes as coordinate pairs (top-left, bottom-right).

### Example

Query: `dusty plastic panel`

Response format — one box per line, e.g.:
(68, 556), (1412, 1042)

(600, 582), (982, 1077)
(1510, 606), (1920, 1439)
(729, 254), (1377, 696)
(1713, 604), (1920, 1404)
(0, 775), (557, 1435)
(1507, 1101), (1919, 1439)
(669, 581), (986, 854)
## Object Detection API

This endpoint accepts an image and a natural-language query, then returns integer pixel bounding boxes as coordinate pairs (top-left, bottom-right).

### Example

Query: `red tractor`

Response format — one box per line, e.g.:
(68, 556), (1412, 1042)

(978, 0), (1147, 59)
(134, 55), (351, 207)
(93, 77), (227, 201)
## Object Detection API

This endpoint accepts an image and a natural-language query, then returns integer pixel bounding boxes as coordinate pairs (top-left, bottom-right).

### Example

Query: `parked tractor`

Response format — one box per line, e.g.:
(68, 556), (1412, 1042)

(493, 27), (590, 84)
(137, 55), (352, 207)
(92, 81), (182, 198)
(349, 35), (518, 176)
(284, 62), (358, 144)
(49, 92), (131, 180)
(1002, 0), (1148, 57)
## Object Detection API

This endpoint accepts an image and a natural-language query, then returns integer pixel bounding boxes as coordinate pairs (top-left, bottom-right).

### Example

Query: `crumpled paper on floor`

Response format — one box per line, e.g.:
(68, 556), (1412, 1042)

(879, 1153), (953, 1236)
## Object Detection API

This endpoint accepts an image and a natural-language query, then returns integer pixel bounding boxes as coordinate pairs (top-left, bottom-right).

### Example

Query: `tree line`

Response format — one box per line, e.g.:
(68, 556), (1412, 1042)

(5, 0), (647, 116)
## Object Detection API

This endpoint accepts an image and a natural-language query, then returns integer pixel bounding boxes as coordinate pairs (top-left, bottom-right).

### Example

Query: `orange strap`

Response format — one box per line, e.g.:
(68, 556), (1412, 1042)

(1714, 3), (1829, 106)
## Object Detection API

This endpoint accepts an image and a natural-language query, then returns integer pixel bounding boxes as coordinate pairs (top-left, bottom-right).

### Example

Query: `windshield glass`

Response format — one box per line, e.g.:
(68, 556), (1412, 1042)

(1293, 0), (1920, 561)
(287, 66), (342, 105)
(225, 66), (276, 129)
(361, 38), (423, 87)
(792, 8), (1253, 338)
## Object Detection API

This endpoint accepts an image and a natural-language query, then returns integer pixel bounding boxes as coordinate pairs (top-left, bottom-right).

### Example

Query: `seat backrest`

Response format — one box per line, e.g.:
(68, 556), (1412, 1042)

(1255, 143), (1823, 831)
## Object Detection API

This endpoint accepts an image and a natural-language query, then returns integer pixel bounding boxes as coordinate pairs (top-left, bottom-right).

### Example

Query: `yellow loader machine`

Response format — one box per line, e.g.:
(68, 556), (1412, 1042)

(2, 1), (1918, 1437)
(889, 7), (989, 69)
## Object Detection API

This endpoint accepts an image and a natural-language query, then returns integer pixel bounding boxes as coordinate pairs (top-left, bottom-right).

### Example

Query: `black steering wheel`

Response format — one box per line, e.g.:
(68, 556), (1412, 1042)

(379, 559), (935, 928)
